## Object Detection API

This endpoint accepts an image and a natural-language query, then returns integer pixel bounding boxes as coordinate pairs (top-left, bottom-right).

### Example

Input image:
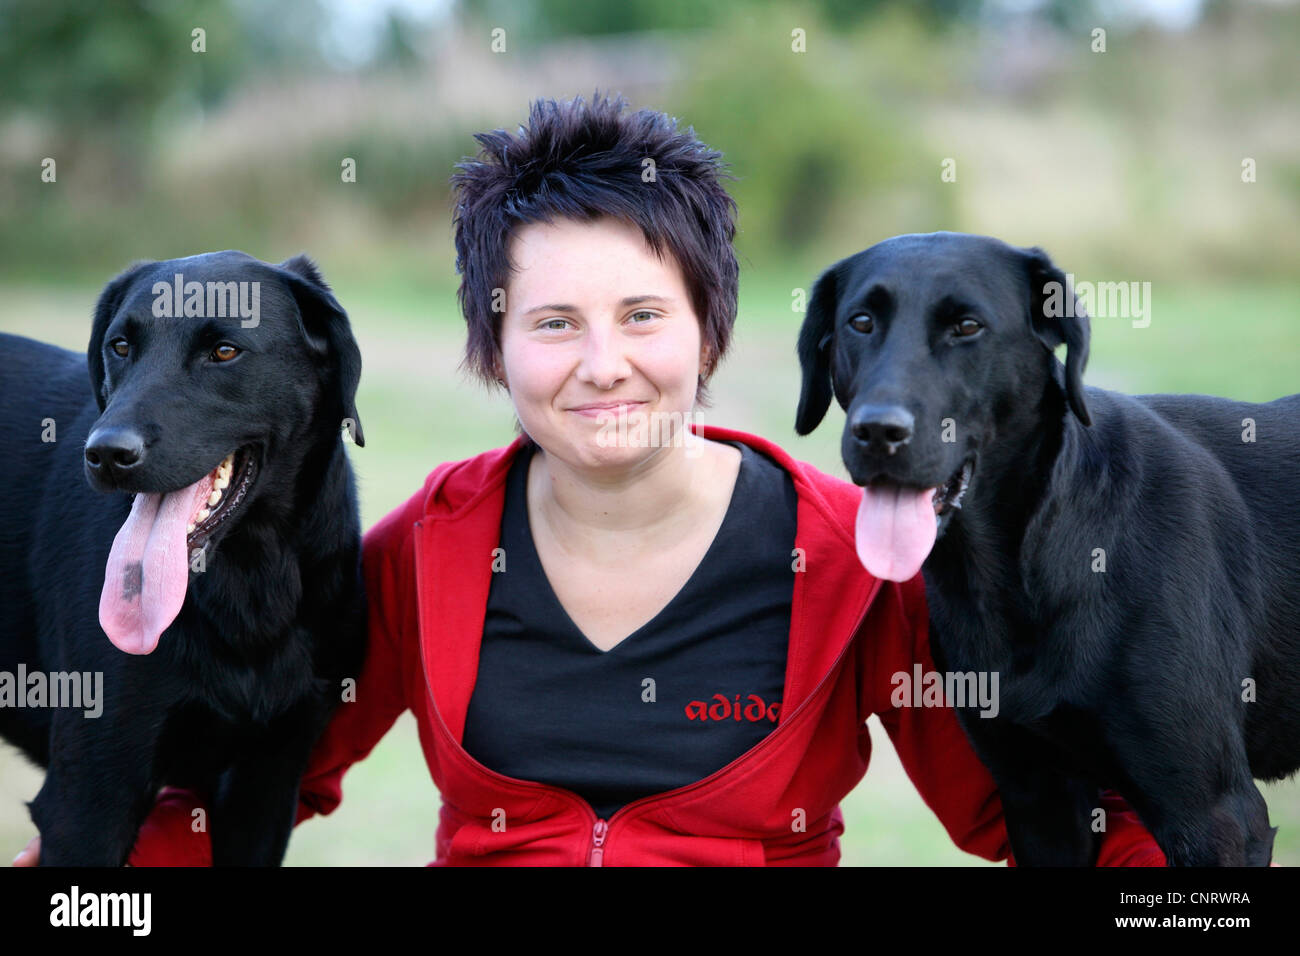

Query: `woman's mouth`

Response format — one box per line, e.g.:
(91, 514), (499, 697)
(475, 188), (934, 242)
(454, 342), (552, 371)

(568, 401), (648, 419)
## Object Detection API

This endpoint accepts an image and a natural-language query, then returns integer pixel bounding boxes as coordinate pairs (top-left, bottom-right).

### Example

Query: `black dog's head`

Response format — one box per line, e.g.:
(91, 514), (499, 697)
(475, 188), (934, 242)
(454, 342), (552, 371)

(87, 250), (364, 653)
(795, 232), (1089, 580)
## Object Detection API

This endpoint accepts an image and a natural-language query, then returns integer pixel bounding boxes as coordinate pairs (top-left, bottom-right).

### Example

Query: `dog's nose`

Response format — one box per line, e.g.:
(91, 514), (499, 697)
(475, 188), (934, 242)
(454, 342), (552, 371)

(849, 404), (914, 455)
(85, 426), (147, 475)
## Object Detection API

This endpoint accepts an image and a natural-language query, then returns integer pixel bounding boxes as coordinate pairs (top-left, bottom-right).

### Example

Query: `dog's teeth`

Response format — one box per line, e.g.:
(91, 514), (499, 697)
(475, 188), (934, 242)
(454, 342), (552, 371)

(186, 522), (196, 534)
(214, 475), (229, 490)
(208, 489), (222, 506)
(196, 507), (210, 522)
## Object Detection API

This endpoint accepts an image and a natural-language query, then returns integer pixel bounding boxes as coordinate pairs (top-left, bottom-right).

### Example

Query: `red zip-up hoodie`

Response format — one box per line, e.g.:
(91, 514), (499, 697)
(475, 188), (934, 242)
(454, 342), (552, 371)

(127, 424), (1166, 866)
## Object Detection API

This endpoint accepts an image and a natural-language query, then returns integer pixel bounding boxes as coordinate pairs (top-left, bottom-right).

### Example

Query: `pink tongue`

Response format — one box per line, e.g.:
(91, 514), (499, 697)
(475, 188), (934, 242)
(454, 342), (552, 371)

(854, 484), (939, 582)
(99, 473), (213, 655)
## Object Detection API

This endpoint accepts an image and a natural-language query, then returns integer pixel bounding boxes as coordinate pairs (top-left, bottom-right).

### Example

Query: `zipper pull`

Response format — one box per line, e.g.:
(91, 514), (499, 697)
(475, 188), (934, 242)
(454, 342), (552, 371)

(589, 819), (608, 866)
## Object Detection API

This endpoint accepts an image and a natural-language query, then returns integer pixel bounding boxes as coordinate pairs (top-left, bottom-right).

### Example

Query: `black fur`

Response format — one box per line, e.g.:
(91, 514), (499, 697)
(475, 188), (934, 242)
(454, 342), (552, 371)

(0, 250), (367, 865)
(796, 231), (1300, 866)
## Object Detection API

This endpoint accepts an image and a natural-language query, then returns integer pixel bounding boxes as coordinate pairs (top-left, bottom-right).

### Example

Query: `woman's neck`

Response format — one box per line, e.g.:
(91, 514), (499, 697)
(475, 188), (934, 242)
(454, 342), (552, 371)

(527, 439), (738, 558)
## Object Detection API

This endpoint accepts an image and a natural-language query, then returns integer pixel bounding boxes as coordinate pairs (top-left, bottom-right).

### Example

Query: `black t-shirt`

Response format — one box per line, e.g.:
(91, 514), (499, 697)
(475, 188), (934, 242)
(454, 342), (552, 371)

(461, 440), (798, 820)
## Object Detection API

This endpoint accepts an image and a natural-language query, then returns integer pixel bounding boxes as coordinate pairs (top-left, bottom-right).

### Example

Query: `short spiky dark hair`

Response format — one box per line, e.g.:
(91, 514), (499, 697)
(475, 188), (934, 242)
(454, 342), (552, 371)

(450, 91), (739, 407)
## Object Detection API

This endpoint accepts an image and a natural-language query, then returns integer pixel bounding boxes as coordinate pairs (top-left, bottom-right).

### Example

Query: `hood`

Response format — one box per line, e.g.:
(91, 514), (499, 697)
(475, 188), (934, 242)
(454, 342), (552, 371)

(411, 424), (885, 744)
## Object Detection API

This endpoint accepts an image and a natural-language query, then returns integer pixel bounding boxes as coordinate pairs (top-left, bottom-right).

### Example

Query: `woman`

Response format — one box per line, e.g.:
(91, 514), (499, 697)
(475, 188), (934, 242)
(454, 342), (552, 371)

(15, 92), (1164, 866)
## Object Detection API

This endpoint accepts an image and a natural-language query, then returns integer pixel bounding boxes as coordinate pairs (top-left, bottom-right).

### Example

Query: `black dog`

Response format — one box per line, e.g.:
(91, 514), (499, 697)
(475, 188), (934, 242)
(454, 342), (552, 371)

(0, 251), (367, 865)
(795, 231), (1300, 866)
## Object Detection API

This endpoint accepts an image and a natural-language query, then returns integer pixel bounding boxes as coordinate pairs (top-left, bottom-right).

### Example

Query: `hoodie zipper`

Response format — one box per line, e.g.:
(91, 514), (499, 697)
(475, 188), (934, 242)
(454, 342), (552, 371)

(415, 522), (879, 867)
(589, 819), (608, 866)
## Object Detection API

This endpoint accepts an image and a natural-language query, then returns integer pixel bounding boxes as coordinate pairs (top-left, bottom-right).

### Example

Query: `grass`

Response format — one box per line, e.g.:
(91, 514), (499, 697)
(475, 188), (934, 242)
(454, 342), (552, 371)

(1, 271), (1297, 865)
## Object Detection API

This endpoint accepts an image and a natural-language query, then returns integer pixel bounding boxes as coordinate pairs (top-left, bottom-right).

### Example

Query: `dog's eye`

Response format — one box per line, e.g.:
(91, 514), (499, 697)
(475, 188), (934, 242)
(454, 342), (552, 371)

(848, 314), (874, 333)
(211, 344), (240, 362)
(110, 339), (129, 358)
(954, 317), (982, 337)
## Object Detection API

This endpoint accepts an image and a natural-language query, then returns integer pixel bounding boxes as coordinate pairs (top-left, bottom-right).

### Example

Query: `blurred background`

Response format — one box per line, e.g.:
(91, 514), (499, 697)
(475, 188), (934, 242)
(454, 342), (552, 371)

(1, 0), (1297, 865)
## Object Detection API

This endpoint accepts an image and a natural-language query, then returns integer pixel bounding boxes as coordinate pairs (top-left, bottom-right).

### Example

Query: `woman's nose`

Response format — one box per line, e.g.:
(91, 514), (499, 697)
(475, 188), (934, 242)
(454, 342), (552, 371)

(577, 327), (630, 389)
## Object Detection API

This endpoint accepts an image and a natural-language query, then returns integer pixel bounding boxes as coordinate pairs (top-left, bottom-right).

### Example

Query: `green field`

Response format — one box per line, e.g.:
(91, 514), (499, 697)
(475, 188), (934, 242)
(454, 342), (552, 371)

(2, 272), (1297, 865)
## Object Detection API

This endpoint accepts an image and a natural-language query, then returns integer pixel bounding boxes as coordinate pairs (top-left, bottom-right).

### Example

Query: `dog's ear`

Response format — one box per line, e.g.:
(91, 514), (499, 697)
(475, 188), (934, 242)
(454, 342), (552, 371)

(1021, 246), (1091, 427)
(795, 265), (840, 435)
(87, 261), (152, 412)
(279, 254), (365, 448)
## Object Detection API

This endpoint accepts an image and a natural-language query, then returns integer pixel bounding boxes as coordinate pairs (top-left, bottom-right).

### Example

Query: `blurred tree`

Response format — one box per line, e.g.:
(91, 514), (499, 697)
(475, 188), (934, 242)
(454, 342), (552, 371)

(459, 0), (723, 36)
(666, 4), (956, 265)
(459, 0), (993, 38)
(0, 1), (236, 129)
(0, 0), (332, 192)
(373, 10), (424, 71)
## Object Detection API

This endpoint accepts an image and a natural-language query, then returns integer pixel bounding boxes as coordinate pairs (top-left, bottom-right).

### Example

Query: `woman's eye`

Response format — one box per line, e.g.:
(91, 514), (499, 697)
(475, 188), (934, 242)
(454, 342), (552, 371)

(211, 344), (239, 362)
(541, 318), (570, 331)
(111, 339), (129, 357)
(628, 309), (657, 323)
(849, 314), (874, 333)
(954, 317), (983, 337)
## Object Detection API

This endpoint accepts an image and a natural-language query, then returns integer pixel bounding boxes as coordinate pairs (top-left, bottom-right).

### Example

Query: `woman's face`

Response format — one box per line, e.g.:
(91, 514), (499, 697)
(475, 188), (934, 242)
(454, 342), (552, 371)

(498, 215), (707, 473)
